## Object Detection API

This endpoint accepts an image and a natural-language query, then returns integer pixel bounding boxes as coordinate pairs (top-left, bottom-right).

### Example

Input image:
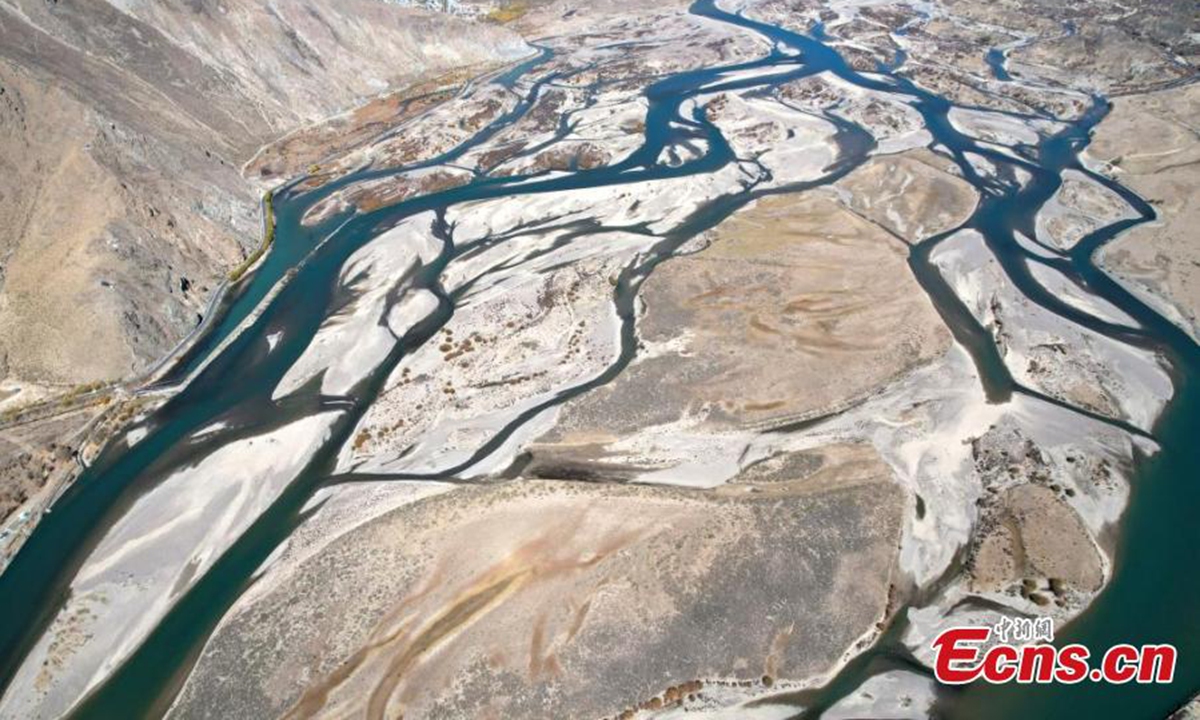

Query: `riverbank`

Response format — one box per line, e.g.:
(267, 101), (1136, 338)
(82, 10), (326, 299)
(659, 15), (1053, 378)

(227, 194), (275, 284)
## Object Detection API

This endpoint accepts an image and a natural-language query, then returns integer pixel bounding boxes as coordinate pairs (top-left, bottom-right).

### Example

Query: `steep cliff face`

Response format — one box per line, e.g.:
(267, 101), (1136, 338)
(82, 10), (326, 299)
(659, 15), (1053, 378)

(0, 0), (528, 394)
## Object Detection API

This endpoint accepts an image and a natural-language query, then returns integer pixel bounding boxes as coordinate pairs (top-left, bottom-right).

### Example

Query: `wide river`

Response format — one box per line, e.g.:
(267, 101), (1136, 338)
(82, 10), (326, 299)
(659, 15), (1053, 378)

(0, 2), (1195, 718)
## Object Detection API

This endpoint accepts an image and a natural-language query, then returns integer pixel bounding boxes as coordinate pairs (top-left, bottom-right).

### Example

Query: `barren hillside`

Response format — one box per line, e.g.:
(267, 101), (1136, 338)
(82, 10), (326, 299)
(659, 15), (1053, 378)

(0, 0), (528, 396)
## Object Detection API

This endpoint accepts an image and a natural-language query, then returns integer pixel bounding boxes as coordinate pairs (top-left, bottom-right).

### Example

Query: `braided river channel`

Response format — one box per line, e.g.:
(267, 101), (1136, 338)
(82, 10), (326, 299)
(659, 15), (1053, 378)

(0, 1), (1195, 718)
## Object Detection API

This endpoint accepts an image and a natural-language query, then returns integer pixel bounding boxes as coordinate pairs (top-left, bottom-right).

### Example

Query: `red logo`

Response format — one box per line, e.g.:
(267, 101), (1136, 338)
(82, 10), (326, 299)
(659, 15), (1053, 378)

(932, 626), (1176, 685)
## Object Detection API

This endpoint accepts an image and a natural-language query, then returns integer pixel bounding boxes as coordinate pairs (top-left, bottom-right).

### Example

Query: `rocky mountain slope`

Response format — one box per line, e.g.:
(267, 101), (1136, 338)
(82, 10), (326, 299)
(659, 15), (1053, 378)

(0, 0), (527, 396)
